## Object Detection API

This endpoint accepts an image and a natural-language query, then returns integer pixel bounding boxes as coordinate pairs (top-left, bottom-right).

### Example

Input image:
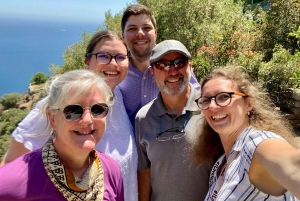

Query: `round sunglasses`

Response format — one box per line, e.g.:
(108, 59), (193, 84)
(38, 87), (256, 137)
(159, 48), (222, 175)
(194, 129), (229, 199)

(151, 57), (188, 71)
(57, 103), (109, 121)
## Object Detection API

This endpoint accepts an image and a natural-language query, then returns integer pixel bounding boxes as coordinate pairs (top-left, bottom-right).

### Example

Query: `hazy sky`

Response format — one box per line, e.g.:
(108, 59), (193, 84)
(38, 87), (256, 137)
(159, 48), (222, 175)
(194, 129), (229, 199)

(0, 0), (135, 23)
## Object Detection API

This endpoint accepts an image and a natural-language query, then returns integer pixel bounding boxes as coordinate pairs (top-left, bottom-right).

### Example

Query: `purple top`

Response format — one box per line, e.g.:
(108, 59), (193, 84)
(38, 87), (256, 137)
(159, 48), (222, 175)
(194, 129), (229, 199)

(118, 63), (200, 127)
(0, 149), (124, 201)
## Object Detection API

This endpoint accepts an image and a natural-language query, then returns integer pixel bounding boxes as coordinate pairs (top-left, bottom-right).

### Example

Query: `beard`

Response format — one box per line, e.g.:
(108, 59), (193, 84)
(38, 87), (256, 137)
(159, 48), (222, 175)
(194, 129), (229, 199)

(129, 45), (152, 62)
(156, 74), (190, 96)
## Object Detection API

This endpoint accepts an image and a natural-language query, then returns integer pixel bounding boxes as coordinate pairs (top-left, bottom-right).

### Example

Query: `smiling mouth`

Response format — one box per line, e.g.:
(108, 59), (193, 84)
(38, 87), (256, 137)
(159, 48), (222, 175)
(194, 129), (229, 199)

(212, 114), (227, 120)
(134, 41), (148, 45)
(103, 71), (119, 76)
(74, 130), (95, 135)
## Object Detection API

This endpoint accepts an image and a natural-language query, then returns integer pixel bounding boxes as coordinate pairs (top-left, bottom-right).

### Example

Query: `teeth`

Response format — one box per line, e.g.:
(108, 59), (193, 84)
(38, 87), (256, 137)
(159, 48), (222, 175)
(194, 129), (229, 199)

(77, 131), (92, 135)
(104, 71), (118, 75)
(212, 115), (227, 120)
(168, 78), (180, 83)
(135, 41), (147, 45)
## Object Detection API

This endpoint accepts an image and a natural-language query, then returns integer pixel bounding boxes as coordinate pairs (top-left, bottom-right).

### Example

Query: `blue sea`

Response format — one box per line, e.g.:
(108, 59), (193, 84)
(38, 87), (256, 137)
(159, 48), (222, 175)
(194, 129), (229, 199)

(0, 16), (101, 97)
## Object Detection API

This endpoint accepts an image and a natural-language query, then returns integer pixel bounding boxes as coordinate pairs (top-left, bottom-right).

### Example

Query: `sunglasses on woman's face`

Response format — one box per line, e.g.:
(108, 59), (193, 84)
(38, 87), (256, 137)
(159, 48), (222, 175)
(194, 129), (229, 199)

(151, 57), (188, 71)
(57, 103), (109, 121)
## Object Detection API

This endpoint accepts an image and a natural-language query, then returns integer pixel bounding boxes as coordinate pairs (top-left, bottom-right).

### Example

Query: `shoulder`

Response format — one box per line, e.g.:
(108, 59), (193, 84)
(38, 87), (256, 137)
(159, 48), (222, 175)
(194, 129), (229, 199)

(136, 98), (156, 118)
(97, 151), (121, 173)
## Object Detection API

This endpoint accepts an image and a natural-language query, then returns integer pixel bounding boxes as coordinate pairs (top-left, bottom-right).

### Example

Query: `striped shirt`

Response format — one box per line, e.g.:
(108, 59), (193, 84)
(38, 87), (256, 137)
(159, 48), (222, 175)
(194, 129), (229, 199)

(205, 126), (298, 201)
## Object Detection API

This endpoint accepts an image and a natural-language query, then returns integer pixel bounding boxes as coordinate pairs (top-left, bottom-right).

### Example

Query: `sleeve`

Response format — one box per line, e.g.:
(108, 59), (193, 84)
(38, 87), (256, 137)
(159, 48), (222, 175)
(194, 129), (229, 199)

(135, 113), (151, 170)
(12, 98), (52, 150)
(190, 70), (201, 91)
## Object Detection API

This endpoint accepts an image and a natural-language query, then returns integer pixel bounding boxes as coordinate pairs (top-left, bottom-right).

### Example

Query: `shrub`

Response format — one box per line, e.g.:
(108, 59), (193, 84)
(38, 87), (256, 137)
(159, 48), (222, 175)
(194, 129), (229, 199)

(0, 93), (21, 109)
(0, 108), (29, 136)
(30, 72), (48, 84)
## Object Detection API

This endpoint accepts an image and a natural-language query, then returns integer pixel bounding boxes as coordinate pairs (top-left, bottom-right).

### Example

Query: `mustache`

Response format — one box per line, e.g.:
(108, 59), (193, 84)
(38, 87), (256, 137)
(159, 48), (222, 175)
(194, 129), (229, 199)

(164, 74), (183, 81)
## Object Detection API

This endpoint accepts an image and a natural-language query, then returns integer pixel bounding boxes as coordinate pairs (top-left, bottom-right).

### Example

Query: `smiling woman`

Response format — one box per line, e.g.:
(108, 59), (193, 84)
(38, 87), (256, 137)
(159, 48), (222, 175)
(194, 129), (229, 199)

(0, 69), (125, 200)
(193, 65), (300, 200)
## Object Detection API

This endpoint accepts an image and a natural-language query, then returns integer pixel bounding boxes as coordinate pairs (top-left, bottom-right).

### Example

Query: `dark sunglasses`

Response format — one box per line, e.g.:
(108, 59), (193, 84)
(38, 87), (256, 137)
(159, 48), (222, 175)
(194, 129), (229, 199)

(151, 57), (188, 71)
(57, 103), (109, 121)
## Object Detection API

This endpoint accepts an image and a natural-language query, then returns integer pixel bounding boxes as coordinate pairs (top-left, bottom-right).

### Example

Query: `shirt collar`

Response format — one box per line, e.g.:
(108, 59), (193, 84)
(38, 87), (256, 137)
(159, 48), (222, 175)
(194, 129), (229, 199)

(153, 84), (201, 117)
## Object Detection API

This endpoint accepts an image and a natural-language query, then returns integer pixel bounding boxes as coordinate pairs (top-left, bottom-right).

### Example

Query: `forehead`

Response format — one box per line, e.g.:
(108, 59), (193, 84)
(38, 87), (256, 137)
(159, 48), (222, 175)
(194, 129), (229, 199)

(159, 52), (184, 61)
(125, 14), (154, 27)
(202, 77), (237, 95)
(93, 39), (127, 53)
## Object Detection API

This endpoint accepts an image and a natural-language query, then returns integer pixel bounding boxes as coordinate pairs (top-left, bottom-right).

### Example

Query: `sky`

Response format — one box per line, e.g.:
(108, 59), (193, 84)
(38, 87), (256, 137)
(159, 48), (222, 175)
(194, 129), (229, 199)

(0, 0), (135, 23)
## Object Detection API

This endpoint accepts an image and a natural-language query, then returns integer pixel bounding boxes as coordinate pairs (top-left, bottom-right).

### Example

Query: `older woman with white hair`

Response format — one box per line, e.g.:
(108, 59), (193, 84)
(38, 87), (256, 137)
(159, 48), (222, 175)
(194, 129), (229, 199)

(0, 69), (124, 200)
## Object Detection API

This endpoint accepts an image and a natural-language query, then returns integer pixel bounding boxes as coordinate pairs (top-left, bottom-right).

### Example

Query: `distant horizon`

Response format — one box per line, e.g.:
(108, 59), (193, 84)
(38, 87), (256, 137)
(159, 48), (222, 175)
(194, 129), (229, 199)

(0, 17), (100, 97)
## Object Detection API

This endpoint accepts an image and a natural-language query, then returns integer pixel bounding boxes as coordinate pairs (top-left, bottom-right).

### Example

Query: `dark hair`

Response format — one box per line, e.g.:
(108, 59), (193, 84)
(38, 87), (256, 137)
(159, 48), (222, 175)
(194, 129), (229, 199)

(121, 4), (157, 32)
(193, 65), (296, 165)
(85, 30), (126, 63)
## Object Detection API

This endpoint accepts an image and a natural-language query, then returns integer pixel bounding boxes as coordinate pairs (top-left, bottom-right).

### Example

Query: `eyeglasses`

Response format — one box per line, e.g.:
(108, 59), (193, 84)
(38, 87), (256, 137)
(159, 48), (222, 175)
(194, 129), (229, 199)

(156, 126), (186, 141)
(86, 52), (129, 66)
(195, 92), (247, 110)
(155, 111), (190, 141)
(151, 57), (188, 71)
(56, 103), (109, 121)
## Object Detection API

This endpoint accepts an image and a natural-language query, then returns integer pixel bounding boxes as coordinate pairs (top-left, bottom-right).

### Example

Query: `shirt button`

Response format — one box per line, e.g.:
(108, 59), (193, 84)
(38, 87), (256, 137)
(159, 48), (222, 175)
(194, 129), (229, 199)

(143, 77), (146, 79)
(144, 95), (147, 98)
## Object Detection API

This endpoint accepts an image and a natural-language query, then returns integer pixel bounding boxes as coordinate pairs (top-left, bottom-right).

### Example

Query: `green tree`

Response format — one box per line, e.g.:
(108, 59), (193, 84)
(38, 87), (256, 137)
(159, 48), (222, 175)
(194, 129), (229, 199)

(255, 0), (300, 60)
(0, 93), (22, 109)
(30, 72), (48, 84)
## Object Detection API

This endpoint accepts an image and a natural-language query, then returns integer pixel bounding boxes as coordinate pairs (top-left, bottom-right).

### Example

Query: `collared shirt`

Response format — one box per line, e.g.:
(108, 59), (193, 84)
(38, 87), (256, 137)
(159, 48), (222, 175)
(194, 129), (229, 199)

(118, 62), (201, 127)
(135, 84), (211, 201)
(205, 126), (298, 201)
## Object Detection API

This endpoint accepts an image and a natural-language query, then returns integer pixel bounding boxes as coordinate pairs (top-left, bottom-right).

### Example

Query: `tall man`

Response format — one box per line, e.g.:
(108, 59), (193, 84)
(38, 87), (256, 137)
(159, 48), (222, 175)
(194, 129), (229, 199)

(135, 40), (211, 201)
(119, 5), (200, 126)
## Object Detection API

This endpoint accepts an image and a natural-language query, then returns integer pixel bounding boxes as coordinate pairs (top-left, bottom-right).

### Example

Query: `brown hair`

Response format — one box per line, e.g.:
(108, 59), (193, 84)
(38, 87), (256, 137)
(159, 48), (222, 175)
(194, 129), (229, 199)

(121, 4), (157, 32)
(193, 65), (296, 165)
(84, 30), (126, 63)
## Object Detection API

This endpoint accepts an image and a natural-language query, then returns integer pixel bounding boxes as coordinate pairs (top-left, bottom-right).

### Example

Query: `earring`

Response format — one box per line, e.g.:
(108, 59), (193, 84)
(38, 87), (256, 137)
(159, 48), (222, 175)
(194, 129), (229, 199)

(52, 130), (57, 138)
(247, 111), (250, 116)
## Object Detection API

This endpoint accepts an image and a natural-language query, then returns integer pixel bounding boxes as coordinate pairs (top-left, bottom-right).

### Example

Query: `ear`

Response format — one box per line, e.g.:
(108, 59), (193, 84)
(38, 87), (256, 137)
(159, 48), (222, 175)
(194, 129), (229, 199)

(47, 108), (57, 130)
(84, 57), (90, 69)
(122, 32), (125, 39)
(246, 100), (253, 114)
(149, 67), (154, 77)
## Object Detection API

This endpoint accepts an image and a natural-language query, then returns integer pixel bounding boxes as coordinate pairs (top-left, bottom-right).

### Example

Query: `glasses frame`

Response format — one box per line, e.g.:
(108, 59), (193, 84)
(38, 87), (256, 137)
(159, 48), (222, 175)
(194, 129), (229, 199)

(195, 91), (247, 110)
(155, 126), (186, 141)
(86, 52), (129, 66)
(56, 103), (109, 121)
(151, 57), (189, 71)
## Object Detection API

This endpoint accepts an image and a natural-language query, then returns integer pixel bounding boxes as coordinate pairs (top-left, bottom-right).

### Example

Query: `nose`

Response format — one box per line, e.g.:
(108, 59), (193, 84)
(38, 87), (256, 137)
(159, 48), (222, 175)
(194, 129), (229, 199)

(79, 108), (93, 125)
(167, 65), (179, 74)
(136, 27), (145, 37)
(208, 98), (219, 109)
(109, 57), (118, 66)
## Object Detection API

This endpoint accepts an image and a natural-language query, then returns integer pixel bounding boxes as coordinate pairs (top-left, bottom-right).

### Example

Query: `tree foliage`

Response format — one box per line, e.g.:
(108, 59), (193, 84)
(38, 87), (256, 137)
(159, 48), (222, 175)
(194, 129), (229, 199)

(0, 108), (29, 136)
(0, 93), (22, 109)
(30, 72), (48, 84)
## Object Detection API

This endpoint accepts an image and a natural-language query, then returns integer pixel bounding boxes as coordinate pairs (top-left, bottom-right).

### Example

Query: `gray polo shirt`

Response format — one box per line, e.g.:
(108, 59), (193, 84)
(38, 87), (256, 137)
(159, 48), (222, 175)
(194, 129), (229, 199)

(135, 84), (211, 201)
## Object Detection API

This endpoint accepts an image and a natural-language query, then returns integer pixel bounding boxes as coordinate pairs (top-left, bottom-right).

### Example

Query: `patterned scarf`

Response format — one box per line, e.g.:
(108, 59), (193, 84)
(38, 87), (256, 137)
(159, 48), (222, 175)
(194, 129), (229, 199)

(42, 136), (104, 201)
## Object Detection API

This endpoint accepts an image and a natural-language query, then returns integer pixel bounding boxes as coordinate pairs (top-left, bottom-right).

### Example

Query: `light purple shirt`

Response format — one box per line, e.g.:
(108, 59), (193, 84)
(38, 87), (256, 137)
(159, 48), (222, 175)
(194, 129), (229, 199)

(118, 63), (200, 127)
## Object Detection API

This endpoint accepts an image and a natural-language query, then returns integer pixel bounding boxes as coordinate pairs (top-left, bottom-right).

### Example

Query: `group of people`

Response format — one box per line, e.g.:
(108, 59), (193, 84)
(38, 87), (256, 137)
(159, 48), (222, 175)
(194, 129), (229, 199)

(0, 4), (300, 201)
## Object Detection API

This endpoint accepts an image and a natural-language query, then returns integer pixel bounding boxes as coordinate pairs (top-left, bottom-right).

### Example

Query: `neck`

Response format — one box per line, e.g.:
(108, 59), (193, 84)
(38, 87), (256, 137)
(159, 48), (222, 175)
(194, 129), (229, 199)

(161, 85), (191, 115)
(131, 56), (150, 73)
(219, 118), (249, 159)
(54, 142), (91, 178)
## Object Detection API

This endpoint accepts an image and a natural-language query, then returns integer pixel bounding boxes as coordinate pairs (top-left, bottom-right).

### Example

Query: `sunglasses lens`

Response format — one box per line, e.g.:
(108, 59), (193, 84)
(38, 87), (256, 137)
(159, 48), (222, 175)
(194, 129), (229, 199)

(63, 105), (83, 121)
(91, 103), (108, 118)
(174, 58), (188, 69)
(153, 61), (171, 71)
